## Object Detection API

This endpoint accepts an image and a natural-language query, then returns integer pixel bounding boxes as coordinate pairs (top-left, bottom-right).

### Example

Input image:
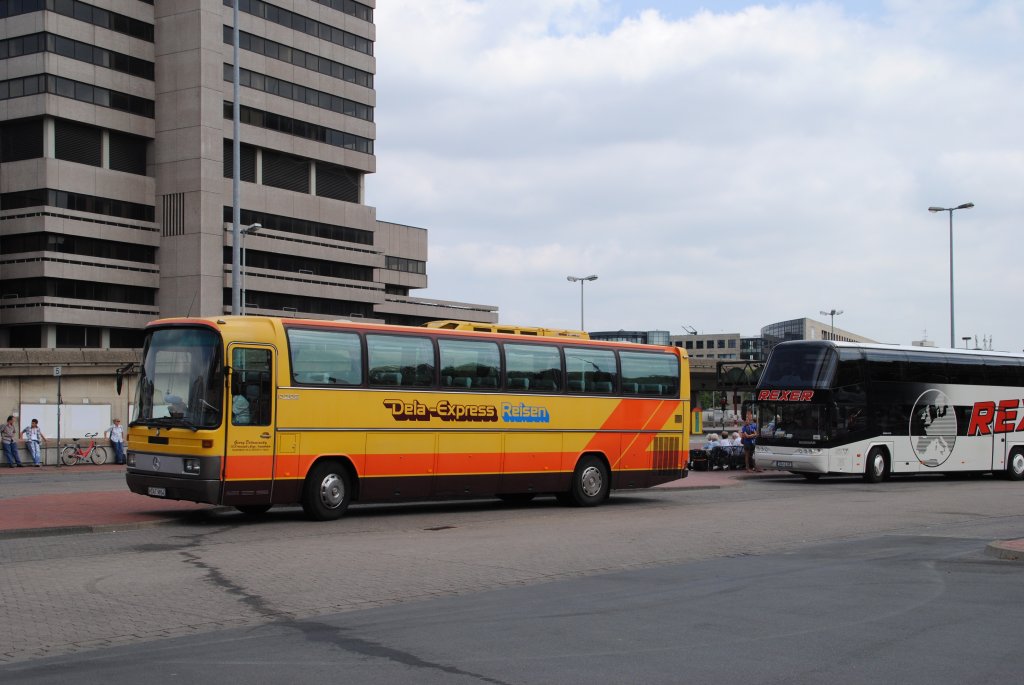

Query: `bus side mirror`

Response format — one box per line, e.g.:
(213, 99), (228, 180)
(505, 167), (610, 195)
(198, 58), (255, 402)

(116, 369), (123, 395)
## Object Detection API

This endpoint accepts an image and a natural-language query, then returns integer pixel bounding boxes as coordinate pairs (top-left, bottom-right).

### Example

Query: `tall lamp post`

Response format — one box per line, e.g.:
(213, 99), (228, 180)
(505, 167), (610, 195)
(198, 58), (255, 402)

(240, 223), (262, 315)
(928, 202), (973, 348)
(819, 309), (843, 340)
(566, 275), (598, 330)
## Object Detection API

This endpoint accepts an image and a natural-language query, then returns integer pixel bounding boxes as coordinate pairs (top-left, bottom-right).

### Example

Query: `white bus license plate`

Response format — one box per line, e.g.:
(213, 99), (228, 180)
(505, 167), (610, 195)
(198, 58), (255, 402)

(775, 461), (793, 468)
(148, 487), (166, 497)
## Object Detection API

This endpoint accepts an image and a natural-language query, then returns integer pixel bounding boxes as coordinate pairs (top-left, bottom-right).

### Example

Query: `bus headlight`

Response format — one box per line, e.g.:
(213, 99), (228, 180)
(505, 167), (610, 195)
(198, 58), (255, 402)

(127, 452), (135, 467)
(183, 459), (201, 474)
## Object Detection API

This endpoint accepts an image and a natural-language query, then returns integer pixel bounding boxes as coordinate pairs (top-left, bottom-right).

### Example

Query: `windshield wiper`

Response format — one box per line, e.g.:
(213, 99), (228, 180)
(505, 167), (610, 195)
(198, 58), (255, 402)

(145, 417), (201, 432)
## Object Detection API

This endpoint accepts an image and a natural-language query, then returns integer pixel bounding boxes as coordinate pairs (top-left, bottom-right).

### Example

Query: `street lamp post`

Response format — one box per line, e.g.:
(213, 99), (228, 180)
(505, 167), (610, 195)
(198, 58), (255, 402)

(928, 202), (974, 348)
(819, 309), (843, 339)
(566, 275), (598, 330)
(240, 223), (262, 315)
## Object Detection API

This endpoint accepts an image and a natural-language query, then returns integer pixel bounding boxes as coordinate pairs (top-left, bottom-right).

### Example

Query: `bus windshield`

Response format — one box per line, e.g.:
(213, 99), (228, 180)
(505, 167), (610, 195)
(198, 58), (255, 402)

(134, 327), (223, 430)
(759, 403), (830, 444)
(759, 343), (837, 389)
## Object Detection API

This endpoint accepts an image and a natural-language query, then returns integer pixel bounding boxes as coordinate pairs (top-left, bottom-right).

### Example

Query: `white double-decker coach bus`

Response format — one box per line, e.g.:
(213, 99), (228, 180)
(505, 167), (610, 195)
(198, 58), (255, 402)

(754, 340), (1024, 482)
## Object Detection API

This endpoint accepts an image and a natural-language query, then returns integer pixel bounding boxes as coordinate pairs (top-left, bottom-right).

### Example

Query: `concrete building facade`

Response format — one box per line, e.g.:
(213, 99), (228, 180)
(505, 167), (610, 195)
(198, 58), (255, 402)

(1, 0), (496, 349)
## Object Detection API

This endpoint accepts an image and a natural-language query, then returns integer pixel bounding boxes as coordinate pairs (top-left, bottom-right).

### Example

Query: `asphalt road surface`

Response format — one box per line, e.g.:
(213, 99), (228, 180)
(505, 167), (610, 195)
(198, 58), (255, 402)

(3, 473), (1023, 683)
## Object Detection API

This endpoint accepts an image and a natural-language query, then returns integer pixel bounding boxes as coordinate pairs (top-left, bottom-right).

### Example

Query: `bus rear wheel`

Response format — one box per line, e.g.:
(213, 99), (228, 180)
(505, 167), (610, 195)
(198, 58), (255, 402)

(563, 455), (610, 507)
(864, 448), (889, 483)
(302, 461), (352, 521)
(1006, 449), (1024, 481)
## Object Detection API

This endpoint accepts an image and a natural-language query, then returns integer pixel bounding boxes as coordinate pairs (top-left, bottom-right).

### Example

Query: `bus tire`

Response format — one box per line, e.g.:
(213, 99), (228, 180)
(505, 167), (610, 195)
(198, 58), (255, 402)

(302, 460), (352, 521)
(565, 455), (610, 507)
(1006, 449), (1024, 481)
(864, 447), (889, 483)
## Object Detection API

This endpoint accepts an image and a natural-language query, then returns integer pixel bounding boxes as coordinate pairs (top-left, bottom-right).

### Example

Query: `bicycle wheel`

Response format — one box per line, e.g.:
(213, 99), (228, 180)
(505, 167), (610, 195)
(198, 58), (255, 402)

(90, 446), (108, 465)
(60, 446), (79, 466)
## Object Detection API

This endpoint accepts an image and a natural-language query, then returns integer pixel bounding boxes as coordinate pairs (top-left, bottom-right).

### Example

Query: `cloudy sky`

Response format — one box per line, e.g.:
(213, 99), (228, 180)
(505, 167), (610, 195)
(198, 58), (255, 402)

(366, 1), (1023, 352)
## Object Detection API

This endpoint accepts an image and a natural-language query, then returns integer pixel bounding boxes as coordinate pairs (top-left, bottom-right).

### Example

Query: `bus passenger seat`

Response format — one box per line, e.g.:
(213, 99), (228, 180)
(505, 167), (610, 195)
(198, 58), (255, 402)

(508, 377), (529, 390)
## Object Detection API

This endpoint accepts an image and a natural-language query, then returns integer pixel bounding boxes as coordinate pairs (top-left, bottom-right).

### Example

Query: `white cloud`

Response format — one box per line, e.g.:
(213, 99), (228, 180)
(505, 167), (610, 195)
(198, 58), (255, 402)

(369, 1), (1024, 350)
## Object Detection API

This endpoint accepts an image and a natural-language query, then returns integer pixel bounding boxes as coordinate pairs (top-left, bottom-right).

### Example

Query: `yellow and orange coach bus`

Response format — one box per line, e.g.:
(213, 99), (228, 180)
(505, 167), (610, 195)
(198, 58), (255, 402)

(124, 316), (689, 520)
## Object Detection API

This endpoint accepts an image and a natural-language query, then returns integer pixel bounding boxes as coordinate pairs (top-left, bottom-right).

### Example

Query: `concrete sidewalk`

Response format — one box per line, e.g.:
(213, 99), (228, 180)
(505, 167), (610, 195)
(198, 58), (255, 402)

(0, 465), (791, 539)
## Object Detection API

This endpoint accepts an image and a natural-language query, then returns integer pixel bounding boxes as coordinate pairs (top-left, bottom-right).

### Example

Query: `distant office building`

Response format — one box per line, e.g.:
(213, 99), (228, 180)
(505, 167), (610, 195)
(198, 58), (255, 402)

(590, 330), (670, 346)
(672, 317), (873, 362)
(0, 0), (495, 349)
(670, 332), (743, 360)
(760, 317), (874, 356)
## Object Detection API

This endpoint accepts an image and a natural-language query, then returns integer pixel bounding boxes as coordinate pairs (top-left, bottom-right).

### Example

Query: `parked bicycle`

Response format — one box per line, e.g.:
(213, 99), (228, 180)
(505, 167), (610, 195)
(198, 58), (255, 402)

(60, 433), (108, 466)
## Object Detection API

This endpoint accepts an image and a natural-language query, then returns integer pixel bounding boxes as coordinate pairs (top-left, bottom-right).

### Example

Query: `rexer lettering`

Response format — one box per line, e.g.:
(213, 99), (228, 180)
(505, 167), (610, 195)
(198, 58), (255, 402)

(757, 390), (815, 402)
(967, 399), (1024, 436)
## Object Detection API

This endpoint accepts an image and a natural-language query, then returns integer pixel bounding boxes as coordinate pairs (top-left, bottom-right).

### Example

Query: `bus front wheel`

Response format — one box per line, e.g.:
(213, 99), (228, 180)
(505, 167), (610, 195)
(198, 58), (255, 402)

(864, 448), (889, 483)
(302, 461), (352, 521)
(1006, 449), (1024, 481)
(563, 455), (610, 507)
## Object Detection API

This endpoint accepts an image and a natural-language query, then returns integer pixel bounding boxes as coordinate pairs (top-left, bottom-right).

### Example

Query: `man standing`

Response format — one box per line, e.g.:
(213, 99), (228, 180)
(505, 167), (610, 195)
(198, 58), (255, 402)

(105, 418), (127, 465)
(741, 411), (759, 472)
(2, 415), (23, 467)
(21, 418), (47, 467)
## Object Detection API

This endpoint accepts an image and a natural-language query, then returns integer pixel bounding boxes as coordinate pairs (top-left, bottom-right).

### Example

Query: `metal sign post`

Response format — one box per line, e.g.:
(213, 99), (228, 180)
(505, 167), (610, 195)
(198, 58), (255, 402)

(54, 366), (62, 467)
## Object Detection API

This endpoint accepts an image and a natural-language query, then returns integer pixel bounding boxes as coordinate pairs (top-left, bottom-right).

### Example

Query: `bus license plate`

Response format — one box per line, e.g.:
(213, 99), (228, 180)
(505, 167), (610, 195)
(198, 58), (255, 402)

(776, 461), (793, 468)
(148, 487), (166, 497)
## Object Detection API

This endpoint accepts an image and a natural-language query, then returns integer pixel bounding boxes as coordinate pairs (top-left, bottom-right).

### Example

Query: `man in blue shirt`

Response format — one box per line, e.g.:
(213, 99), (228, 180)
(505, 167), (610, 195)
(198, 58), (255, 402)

(741, 411), (759, 472)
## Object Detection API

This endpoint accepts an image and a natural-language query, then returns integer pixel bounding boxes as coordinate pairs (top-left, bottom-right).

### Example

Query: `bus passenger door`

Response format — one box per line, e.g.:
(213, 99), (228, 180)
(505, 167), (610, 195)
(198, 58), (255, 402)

(224, 345), (276, 507)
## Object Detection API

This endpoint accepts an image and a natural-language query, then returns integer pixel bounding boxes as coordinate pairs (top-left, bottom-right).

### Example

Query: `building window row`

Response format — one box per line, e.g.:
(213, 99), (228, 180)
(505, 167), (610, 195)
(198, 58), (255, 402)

(307, 0), (372, 22)
(0, 0), (155, 42)
(226, 65), (373, 122)
(221, 288), (373, 318)
(0, 74), (155, 118)
(386, 256), (426, 275)
(224, 27), (372, 90)
(0, 277), (156, 306)
(220, 247), (373, 282)
(0, 32), (155, 80)
(222, 140), (362, 203)
(0, 210), (159, 233)
(54, 119), (148, 175)
(224, 207), (373, 247)
(1, 189), (155, 222)
(7, 324), (145, 349)
(229, 0), (373, 56)
(227, 103), (373, 155)
(0, 231), (156, 263)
